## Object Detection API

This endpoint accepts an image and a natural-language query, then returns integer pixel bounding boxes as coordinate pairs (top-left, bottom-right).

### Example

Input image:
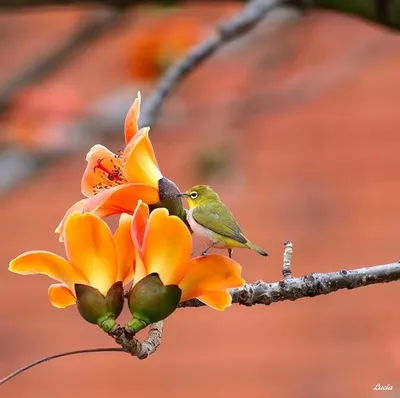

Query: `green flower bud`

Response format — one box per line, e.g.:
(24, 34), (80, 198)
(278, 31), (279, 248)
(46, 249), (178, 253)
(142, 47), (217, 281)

(75, 281), (124, 332)
(150, 177), (190, 229)
(127, 273), (181, 333)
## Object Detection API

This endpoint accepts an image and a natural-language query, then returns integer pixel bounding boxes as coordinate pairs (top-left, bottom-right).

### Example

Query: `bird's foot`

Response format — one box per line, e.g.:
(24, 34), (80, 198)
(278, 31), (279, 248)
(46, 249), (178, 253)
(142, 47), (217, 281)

(201, 250), (208, 256)
(228, 248), (233, 259)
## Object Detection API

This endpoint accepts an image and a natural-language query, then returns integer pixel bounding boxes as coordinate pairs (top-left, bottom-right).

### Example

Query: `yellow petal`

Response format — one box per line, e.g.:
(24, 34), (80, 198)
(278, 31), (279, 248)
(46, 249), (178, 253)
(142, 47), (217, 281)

(83, 183), (159, 217)
(48, 284), (76, 308)
(122, 127), (148, 162)
(131, 200), (150, 250)
(179, 254), (245, 302)
(81, 144), (127, 197)
(123, 132), (162, 189)
(124, 92), (141, 145)
(114, 213), (135, 284)
(133, 246), (147, 285)
(197, 290), (232, 311)
(55, 198), (87, 241)
(9, 251), (87, 291)
(142, 208), (191, 285)
(63, 212), (117, 295)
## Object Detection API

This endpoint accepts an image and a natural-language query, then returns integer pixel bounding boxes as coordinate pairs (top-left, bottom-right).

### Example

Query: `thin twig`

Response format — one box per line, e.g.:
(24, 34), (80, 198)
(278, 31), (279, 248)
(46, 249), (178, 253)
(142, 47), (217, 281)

(0, 347), (125, 386)
(179, 261), (400, 308)
(140, 0), (283, 128)
(109, 321), (164, 360)
(282, 240), (293, 278)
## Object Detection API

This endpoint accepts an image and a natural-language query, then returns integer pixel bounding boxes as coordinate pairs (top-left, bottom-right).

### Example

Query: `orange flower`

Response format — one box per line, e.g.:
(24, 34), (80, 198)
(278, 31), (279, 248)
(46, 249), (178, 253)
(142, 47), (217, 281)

(127, 16), (207, 82)
(55, 92), (162, 239)
(130, 201), (245, 311)
(9, 212), (135, 308)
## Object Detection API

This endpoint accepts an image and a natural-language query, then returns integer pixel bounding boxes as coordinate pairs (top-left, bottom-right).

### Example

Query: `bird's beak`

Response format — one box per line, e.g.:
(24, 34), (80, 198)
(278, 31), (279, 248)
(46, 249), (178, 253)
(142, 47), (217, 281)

(176, 192), (188, 198)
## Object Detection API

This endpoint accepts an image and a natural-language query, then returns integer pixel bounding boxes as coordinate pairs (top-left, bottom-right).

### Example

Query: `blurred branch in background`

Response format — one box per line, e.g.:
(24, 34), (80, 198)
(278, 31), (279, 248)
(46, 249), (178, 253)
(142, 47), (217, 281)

(140, 0), (284, 128)
(1, 0), (400, 195)
(0, 8), (123, 113)
(0, 0), (399, 29)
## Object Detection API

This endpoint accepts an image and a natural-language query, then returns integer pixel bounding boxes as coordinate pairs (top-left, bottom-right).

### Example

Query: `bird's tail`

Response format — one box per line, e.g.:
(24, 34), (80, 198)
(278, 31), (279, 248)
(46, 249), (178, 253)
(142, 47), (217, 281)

(246, 241), (268, 256)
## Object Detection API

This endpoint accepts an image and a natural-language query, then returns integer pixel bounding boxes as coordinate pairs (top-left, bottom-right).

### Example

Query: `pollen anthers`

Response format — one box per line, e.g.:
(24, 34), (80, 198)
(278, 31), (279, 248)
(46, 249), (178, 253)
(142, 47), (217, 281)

(91, 157), (128, 195)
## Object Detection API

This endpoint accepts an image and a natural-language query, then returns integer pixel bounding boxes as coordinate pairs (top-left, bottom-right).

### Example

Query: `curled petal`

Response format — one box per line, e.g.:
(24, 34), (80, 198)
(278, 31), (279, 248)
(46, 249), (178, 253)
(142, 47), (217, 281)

(124, 92), (141, 145)
(55, 199), (87, 241)
(83, 183), (159, 217)
(64, 212), (117, 296)
(131, 200), (150, 250)
(133, 246), (147, 286)
(9, 251), (87, 291)
(81, 144), (127, 197)
(123, 127), (148, 162)
(48, 284), (76, 308)
(114, 213), (135, 284)
(197, 290), (232, 311)
(142, 208), (191, 285)
(179, 254), (245, 302)
(123, 132), (162, 189)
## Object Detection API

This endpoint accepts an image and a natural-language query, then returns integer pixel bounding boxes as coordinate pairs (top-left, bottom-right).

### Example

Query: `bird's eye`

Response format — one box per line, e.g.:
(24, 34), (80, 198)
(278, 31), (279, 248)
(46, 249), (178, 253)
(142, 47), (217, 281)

(190, 191), (198, 199)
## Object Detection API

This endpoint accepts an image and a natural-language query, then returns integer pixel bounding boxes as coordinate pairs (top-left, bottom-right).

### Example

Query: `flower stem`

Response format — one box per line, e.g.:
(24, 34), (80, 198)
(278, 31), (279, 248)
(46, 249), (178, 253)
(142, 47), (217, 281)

(0, 347), (125, 386)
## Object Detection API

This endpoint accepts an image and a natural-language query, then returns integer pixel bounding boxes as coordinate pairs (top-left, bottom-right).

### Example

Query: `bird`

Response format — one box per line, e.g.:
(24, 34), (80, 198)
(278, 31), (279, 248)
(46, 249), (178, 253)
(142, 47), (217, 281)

(177, 185), (268, 258)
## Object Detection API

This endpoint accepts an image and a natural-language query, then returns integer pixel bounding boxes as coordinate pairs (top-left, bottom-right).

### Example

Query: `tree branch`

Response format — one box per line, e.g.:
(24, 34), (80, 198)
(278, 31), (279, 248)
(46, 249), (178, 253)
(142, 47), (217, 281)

(180, 244), (400, 308)
(108, 321), (164, 360)
(139, 0), (284, 128)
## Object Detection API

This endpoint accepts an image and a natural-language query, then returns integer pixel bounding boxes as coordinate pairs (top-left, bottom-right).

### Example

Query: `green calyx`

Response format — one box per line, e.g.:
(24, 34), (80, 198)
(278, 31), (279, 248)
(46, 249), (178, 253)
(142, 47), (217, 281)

(150, 177), (189, 228)
(127, 273), (182, 333)
(75, 281), (124, 331)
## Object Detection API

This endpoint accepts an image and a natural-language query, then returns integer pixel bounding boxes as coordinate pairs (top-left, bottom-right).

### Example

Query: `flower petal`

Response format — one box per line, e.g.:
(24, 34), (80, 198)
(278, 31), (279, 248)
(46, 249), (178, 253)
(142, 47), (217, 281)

(83, 183), (159, 218)
(142, 208), (191, 285)
(133, 246), (147, 285)
(48, 284), (76, 308)
(114, 213), (135, 284)
(123, 132), (162, 188)
(81, 144), (127, 197)
(131, 200), (150, 250)
(124, 92), (141, 145)
(179, 254), (245, 302)
(197, 290), (232, 311)
(64, 212), (117, 295)
(9, 251), (86, 291)
(122, 127), (148, 161)
(55, 198), (87, 241)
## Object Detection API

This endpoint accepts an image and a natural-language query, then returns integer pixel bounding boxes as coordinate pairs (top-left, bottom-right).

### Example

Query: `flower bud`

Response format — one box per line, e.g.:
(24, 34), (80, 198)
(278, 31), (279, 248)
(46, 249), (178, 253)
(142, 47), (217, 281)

(151, 177), (189, 228)
(75, 281), (124, 332)
(127, 273), (181, 333)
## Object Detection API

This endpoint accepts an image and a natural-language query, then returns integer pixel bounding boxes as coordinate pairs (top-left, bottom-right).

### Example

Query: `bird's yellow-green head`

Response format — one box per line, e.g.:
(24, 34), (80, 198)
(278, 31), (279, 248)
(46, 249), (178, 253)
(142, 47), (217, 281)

(178, 185), (220, 208)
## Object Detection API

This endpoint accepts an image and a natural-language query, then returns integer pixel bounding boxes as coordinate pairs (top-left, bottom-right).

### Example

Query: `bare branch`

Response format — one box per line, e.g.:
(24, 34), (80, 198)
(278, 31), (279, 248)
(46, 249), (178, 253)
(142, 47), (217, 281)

(139, 0), (284, 128)
(0, 347), (125, 386)
(282, 240), (293, 278)
(180, 261), (400, 308)
(109, 321), (164, 360)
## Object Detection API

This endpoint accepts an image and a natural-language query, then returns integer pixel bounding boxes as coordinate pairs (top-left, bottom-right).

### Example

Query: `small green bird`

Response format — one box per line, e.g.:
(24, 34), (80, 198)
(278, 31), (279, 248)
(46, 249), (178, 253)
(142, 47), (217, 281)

(178, 185), (268, 258)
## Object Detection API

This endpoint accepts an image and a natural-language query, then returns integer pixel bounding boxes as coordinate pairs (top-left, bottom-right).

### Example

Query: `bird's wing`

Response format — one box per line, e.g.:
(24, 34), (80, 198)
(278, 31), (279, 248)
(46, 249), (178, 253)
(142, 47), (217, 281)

(192, 204), (247, 243)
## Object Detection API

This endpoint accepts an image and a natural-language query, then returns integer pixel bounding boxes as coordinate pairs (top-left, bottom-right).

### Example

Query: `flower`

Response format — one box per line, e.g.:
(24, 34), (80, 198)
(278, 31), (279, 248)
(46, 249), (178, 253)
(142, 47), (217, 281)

(128, 201), (245, 316)
(9, 212), (135, 309)
(55, 93), (163, 239)
(126, 16), (207, 82)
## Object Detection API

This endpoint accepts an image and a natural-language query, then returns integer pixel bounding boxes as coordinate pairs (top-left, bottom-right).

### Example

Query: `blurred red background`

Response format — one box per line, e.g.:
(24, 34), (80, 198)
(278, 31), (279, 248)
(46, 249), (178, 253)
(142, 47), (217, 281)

(1, 3), (400, 397)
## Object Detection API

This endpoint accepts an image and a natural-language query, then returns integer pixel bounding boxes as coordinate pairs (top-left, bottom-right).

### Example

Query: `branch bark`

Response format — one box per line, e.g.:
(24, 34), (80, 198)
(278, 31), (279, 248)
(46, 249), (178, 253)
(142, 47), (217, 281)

(108, 321), (163, 360)
(180, 262), (400, 308)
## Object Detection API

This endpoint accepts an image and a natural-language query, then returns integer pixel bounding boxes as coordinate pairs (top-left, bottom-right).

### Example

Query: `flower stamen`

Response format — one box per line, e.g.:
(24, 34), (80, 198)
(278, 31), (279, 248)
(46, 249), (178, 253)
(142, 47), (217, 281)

(93, 159), (123, 182)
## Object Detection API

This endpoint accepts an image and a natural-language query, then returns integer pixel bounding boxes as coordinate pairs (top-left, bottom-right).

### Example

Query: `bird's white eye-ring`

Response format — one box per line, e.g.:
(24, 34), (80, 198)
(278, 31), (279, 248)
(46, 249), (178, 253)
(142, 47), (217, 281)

(190, 191), (198, 199)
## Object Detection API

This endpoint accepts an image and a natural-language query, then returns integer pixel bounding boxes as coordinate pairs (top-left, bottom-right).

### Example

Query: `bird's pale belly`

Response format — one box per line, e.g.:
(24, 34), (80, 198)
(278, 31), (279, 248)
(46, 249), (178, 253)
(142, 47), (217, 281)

(187, 209), (227, 248)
